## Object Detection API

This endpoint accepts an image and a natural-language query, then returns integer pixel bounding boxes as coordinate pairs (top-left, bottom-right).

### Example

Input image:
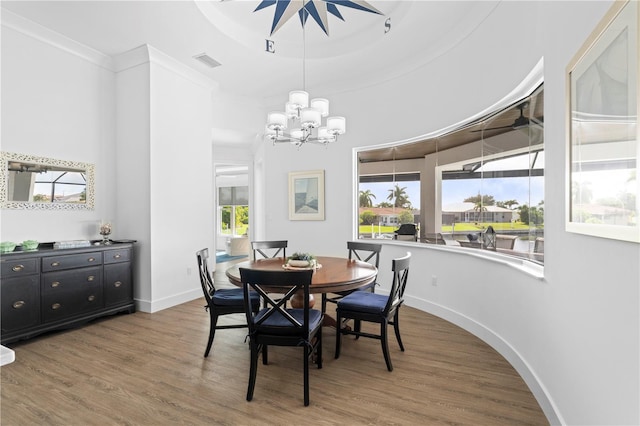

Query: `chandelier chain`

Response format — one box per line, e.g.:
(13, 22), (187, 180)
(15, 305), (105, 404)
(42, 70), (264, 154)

(302, 23), (306, 91)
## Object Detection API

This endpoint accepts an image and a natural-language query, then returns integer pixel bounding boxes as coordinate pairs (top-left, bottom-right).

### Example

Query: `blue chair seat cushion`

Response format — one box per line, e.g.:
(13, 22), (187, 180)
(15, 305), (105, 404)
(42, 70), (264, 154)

(254, 308), (323, 335)
(337, 291), (389, 315)
(213, 288), (260, 307)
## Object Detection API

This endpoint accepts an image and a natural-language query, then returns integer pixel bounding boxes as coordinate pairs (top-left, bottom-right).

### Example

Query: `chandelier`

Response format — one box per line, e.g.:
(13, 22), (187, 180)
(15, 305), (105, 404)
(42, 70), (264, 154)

(265, 27), (346, 147)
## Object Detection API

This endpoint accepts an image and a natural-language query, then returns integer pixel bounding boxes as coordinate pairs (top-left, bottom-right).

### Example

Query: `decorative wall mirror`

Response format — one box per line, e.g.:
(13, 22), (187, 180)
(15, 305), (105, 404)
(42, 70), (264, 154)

(0, 151), (95, 210)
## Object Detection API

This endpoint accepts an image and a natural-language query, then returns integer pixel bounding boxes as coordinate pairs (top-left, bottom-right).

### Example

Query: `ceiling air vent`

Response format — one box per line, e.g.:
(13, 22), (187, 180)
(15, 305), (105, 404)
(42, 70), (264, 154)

(193, 53), (221, 69)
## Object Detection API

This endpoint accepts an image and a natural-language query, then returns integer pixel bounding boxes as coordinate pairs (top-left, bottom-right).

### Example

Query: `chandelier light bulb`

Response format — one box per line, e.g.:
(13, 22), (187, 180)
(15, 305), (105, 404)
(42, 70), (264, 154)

(267, 111), (287, 130)
(288, 90), (309, 109)
(317, 127), (335, 143)
(326, 116), (346, 135)
(310, 98), (329, 117)
(300, 107), (321, 129)
(285, 102), (298, 118)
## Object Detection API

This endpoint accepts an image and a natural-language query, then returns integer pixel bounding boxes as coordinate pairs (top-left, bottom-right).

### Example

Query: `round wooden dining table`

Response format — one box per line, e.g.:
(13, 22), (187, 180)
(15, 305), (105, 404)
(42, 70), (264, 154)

(225, 256), (377, 313)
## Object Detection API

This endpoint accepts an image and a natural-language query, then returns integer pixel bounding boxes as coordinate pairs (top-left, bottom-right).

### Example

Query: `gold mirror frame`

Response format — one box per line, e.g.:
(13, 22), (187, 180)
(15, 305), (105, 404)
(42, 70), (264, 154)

(0, 151), (95, 210)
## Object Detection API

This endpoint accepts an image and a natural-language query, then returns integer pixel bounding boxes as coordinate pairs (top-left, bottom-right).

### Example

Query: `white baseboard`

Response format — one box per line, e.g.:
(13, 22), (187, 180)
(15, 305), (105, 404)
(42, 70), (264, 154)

(135, 288), (202, 314)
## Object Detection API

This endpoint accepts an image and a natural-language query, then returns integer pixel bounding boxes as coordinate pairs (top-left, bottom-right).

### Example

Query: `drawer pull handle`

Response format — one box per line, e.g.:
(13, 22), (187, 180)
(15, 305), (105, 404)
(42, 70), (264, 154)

(114, 254), (121, 259)
(88, 257), (96, 262)
(88, 295), (96, 302)
(51, 281), (61, 288)
(52, 303), (61, 310)
(87, 275), (95, 282)
(11, 264), (24, 272)
(114, 281), (122, 288)
(51, 261), (60, 267)
(13, 300), (25, 309)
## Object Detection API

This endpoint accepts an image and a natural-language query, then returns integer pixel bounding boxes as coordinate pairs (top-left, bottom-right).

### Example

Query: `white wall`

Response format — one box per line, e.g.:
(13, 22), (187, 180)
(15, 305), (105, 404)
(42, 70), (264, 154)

(114, 50), (151, 304)
(1, 17), (116, 242)
(250, 2), (639, 425)
(115, 45), (216, 313)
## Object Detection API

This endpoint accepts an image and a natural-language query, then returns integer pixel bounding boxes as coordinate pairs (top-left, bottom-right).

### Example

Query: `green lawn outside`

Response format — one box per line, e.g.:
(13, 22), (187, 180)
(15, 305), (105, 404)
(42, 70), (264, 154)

(359, 225), (398, 235)
(359, 222), (542, 235)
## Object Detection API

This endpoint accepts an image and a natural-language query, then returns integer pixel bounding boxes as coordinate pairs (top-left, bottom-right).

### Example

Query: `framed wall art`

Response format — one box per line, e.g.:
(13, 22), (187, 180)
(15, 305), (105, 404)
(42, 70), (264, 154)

(288, 169), (325, 221)
(566, 0), (639, 242)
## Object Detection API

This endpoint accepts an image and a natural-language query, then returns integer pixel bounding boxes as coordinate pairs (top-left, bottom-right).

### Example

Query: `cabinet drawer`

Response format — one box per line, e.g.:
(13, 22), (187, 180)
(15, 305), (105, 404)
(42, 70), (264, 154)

(103, 248), (131, 264)
(1, 275), (40, 333)
(41, 271), (103, 323)
(104, 263), (132, 307)
(42, 252), (103, 272)
(42, 266), (102, 294)
(1, 258), (38, 278)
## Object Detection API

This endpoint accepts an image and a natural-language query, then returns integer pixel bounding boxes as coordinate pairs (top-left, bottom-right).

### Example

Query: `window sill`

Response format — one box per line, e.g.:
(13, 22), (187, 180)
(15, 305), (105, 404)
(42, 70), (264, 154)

(384, 240), (545, 280)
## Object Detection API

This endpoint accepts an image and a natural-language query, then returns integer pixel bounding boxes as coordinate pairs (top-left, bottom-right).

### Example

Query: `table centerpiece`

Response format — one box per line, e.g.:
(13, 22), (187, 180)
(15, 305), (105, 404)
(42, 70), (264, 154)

(285, 252), (318, 269)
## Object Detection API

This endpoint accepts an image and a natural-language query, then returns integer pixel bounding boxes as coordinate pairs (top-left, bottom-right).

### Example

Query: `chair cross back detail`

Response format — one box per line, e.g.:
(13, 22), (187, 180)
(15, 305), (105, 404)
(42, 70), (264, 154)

(197, 248), (215, 304)
(385, 255), (410, 313)
(251, 240), (287, 260)
(250, 281), (304, 329)
(348, 241), (382, 269)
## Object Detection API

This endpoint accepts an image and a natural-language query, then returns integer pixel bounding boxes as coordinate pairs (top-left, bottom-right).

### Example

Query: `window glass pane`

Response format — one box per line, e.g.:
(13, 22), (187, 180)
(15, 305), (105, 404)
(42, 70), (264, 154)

(358, 174), (420, 239)
(357, 83), (544, 264)
(220, 206), (232, 235)
(567, 0), (638, 242)
(235, 205), (249, 236)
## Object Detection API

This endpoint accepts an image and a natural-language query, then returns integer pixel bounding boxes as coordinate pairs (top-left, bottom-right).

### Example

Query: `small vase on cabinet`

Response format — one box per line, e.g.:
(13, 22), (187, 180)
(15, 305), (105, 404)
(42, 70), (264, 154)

(99, 222), (112, 245)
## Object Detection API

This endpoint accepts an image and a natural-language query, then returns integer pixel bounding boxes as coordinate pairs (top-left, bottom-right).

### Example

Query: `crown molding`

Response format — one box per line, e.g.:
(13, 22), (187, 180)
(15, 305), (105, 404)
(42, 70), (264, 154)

(111, 44), (150, 73)
(113, 44), (218, 91)
(147, 45), (218, 90)
(1, 8), (217, 91)
(1, 8), (113, 71)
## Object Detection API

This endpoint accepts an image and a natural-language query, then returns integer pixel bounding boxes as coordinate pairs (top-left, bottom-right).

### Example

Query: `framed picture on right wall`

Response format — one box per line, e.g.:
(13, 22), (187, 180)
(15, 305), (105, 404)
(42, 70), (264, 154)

(566, 0), (640, 243)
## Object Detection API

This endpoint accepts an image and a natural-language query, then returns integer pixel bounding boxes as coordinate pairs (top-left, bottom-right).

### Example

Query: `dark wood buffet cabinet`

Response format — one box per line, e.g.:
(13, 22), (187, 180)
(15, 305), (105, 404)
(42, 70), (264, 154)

(1, 242), (135, 344)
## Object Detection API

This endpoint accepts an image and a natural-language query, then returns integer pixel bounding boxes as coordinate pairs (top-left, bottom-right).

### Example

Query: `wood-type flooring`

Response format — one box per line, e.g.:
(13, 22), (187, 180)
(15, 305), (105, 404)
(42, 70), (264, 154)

(1, 259), (548, 425)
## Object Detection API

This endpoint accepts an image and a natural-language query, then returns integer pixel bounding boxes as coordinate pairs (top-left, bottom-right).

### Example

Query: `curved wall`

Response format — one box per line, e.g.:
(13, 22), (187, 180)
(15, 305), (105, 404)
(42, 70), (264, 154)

(256, 1), (639, 425)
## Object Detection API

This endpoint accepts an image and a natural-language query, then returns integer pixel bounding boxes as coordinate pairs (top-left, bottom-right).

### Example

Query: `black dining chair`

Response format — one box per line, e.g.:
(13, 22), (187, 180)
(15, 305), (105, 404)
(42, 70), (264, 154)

(239, 267), (323, 406)
(251, 240), (287, 260)
(196, 248), (260, 358)
(321, 241), (382, 314)
(334, 252), (411, 371)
